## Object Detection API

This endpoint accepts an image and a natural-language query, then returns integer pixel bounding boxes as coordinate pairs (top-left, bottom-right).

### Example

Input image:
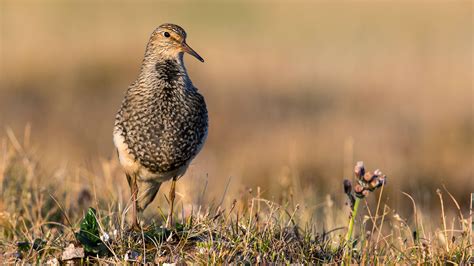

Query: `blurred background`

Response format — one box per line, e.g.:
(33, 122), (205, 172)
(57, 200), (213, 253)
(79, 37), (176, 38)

(0, 1), (472, 222)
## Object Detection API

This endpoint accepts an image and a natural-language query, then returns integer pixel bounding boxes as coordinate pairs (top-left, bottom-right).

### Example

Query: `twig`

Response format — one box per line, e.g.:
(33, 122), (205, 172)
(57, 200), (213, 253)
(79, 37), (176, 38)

(470, 193), (473, 257)
(436, 188), (449, 253)
(442, 185), (465, 231)
(218, 176), (232, 207)
(373, 183), (385, 250)
(401, 191), (419, 244)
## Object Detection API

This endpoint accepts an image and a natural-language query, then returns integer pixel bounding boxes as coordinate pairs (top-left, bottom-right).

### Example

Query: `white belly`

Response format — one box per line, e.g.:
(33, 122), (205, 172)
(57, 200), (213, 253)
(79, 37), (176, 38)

(113, 130), (140, 174)
(113, 129), (188, 182)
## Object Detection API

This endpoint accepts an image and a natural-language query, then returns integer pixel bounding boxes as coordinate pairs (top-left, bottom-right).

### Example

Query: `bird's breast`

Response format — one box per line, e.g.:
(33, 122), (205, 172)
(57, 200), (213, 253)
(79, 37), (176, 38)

(114, 89), (208, 176)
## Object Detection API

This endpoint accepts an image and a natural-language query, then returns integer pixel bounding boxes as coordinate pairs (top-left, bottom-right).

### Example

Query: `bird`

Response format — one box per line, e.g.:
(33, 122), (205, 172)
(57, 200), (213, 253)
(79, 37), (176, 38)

(113, 23), (208, 228)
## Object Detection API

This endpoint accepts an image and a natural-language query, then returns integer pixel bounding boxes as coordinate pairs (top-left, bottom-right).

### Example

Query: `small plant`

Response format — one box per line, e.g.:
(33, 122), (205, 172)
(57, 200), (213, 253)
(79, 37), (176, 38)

(343, 161), (387, 263)
(76, 208), (110, 256)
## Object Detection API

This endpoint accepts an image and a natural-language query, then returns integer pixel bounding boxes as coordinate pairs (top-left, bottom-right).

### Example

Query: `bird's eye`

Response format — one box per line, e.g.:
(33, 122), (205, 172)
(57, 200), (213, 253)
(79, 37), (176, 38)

(163, 32), (171, 38)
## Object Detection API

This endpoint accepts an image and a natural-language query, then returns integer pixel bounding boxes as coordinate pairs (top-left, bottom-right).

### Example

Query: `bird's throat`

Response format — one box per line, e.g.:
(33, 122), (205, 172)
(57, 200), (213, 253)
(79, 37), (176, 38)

(155, 59), (184, 84)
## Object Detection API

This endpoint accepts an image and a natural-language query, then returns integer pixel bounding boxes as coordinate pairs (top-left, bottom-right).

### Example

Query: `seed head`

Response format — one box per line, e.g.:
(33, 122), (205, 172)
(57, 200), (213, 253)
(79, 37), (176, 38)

(343, 179), (352, 195)
(363, 172), (374, 182)
(347, 162), (388, 199)
(354, 184), (366, 198)
(354, 184), (364, 193)
(354, 161), (365, 178)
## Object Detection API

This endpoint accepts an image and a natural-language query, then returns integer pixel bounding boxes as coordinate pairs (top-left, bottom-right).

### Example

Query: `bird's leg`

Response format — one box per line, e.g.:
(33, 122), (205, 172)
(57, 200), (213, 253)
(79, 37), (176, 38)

(127, 174), (140, 229)
(166, 177), (177, 228)
(132, 179), (140, 229)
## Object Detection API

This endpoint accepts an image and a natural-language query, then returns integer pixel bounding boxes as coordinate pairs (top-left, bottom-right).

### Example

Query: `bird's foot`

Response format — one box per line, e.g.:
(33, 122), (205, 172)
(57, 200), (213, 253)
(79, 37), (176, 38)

(128, 220), (158, 232)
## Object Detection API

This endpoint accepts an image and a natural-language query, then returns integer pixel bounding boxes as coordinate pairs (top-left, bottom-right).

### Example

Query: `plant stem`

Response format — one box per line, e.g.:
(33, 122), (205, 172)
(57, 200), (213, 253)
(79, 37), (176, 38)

(344, 197), (361, 263)
(346, 197), (360, 242)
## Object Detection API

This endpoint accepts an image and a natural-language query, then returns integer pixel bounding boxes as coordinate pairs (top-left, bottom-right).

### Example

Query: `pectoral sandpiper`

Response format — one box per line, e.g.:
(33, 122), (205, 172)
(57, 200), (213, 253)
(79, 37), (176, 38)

(113, 23), (208, 228)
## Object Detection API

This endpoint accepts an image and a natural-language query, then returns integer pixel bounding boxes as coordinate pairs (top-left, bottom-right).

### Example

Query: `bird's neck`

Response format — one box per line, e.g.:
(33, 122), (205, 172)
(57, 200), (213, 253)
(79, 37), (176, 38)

(139, 53), (189, 87)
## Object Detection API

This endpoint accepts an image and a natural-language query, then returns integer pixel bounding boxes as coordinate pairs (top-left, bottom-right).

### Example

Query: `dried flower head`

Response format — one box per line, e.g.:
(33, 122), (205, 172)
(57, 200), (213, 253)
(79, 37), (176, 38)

(344, 161), (388, 202)
(354, 184), (364, 193)
(354, 161), (365, 178)
(363, 172), (374, 182)
(343, 179), (352, 195)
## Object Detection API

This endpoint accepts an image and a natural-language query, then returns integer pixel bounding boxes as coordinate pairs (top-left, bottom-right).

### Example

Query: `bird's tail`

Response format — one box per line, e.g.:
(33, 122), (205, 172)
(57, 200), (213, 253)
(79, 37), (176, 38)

(136, 180), (162, 212)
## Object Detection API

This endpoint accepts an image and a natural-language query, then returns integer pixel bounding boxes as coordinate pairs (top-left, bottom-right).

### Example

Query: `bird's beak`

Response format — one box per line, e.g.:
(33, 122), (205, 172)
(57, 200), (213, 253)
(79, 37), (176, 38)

(182, 41), (204, 63)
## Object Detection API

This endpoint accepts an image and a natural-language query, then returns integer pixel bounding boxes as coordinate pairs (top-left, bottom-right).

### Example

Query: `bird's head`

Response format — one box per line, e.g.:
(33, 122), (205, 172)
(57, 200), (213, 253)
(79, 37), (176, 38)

(147, 23), (204, 63)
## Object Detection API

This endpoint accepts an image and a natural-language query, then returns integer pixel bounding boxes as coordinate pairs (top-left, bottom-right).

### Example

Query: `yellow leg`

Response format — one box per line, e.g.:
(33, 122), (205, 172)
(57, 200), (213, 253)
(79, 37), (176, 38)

(166, 177), (177, 228)
(127, 174), (140, 229)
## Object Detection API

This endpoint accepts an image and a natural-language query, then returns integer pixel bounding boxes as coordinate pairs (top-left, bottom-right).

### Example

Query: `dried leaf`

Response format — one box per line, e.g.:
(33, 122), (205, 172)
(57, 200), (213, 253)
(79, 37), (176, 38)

(61, 243), (84, 261)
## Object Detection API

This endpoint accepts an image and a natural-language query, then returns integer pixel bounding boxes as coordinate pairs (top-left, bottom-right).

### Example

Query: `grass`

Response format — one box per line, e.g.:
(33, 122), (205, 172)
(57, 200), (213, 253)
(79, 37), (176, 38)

(0, 131), (471, 264)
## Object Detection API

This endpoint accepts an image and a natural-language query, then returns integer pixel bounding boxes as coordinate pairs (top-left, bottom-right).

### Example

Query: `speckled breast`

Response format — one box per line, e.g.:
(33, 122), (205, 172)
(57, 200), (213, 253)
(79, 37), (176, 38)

(114, 87), (208, 178)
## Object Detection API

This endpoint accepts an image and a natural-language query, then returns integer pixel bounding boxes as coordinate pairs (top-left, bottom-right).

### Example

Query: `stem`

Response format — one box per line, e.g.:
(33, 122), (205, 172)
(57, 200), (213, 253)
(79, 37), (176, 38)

(344, 197), (361, 263)
(346, 197), (360, 242)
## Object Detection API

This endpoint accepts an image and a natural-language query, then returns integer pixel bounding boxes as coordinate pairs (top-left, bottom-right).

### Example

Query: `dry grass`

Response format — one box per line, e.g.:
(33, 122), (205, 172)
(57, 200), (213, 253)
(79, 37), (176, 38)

(0, 132), (471, 264)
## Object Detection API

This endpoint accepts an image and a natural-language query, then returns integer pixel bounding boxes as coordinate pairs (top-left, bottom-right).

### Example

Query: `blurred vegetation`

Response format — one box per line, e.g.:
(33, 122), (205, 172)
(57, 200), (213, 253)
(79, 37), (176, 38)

(0, 0), (472, 222)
